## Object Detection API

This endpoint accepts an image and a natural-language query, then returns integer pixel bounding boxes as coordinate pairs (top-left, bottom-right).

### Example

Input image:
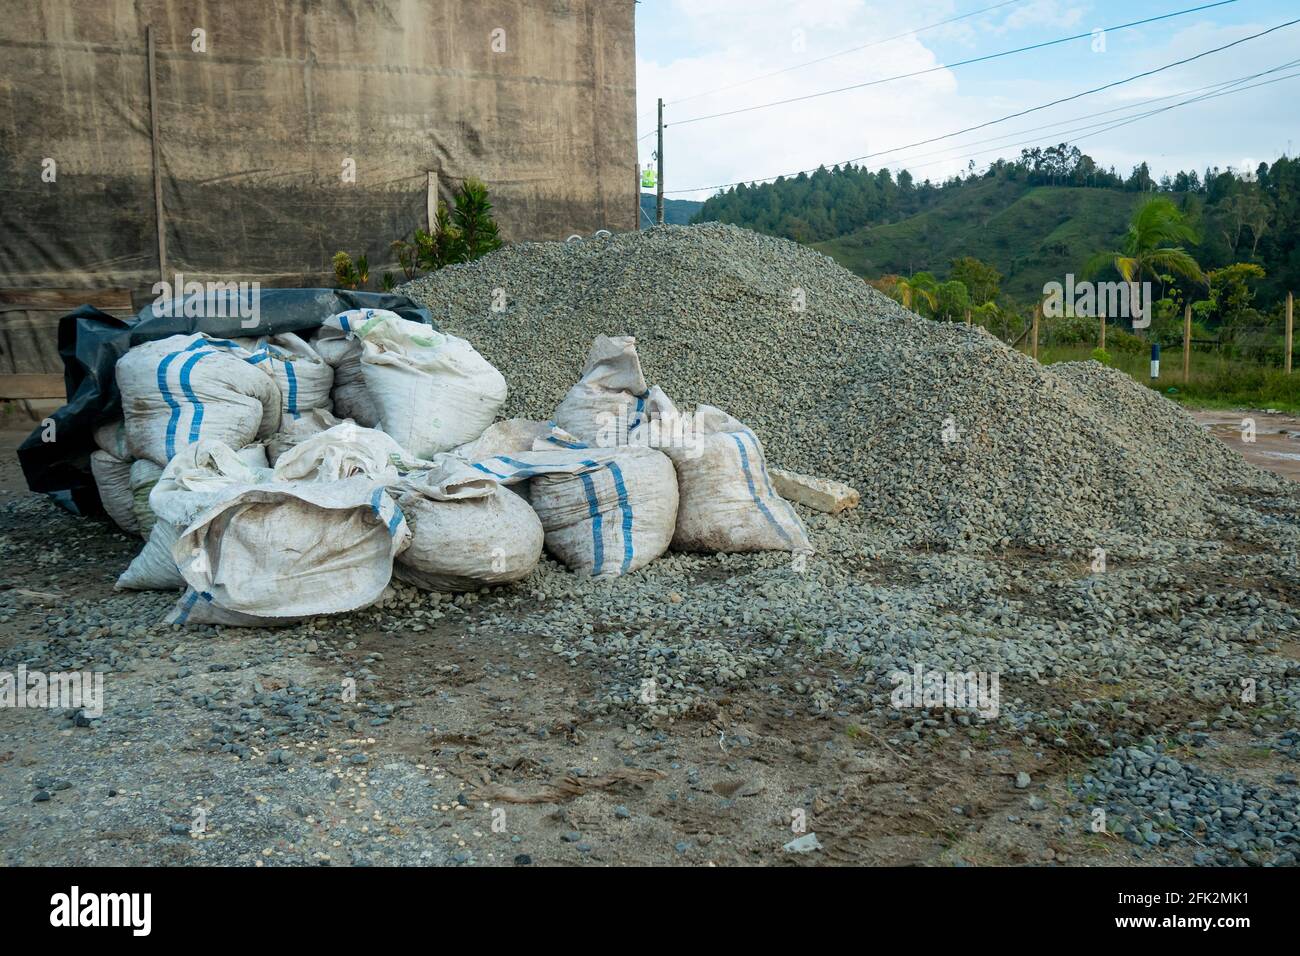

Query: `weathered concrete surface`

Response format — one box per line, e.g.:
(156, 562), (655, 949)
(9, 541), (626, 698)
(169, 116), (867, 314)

(0, 0), (637, 289)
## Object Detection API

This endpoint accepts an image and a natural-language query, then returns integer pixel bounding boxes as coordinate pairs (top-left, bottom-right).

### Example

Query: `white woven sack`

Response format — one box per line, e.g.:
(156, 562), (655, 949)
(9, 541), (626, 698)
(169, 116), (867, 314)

(116, 334), (281, 466)
(265, 408), (343, 465)
(394, 457), (543, 592)
(553, 335), (652, 444)
(355, 312), (507, 457)
(315, 309), (385, 426)
(639, 405), (811, 554)
(246, 332), (333, 421)
(90, 449), (138, 534)
(116, 441), (263, 591)
(169, 477), (408, 621)
(271, 422), (406, 484)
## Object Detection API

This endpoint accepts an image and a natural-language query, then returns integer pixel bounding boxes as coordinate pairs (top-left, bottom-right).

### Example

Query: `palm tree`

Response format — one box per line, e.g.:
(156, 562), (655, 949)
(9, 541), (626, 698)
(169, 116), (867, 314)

(882, 272), (939, 316)
(1085, 196), (1205, 288)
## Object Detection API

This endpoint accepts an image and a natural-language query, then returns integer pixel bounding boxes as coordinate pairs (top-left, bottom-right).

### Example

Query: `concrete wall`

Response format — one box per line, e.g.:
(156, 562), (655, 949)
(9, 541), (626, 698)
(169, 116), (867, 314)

(0, 0), (638, 290)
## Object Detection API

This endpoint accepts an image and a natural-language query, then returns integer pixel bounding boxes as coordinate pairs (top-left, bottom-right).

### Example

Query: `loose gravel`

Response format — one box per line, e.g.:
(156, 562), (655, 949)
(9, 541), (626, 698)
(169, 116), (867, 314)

(1069, 738), (1300, 866)
(404, 223), (1286, 549)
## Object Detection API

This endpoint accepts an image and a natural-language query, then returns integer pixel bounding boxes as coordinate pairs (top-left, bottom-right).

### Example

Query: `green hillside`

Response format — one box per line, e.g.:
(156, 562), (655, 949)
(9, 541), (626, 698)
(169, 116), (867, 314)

(814, 179), (1143, 300)
(640, 194), (702, 226)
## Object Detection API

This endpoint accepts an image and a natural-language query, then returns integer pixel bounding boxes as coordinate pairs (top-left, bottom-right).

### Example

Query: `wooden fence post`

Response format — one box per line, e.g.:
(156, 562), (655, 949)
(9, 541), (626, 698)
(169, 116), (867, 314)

(1032, 303), (1040, 361)
(426, 171), (439, 233)
(965, 308), (971, 327)
(1099, 312), (1106, 351)
(146, 25), (166, 284)
(1183, 301), (1192, 382)
(1287, 291), (1294, 375)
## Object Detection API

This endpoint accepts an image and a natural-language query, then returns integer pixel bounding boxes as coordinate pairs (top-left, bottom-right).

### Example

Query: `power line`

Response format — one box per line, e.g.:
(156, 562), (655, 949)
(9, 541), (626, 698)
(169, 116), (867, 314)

(882, 65), (1300, 177)
(854, 58), (1300, 173)
(636, 0), (1025, 128)
(1064, 70), (1300, 151)
(823, 67), (1300, 189)
(667, 0), (1240, 128)
(664, 0), (1028, 109)
(845, 19), (1300, 167)
(663, 17), (1299, 194)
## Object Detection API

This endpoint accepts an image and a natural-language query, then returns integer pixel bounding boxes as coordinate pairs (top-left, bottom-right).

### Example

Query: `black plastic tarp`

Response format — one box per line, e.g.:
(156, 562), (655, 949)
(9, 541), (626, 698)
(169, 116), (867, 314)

(18, 288), (435, 515)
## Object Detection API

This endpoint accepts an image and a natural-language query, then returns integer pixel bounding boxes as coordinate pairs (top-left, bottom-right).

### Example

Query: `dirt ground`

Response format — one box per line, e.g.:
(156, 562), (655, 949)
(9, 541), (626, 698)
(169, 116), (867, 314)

(1, 413), (1296, 866)
(1189, 410), (1300, 482)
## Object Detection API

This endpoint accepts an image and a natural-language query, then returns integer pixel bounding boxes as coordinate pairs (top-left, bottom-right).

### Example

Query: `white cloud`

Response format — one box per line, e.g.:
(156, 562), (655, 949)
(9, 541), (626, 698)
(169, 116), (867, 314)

(637, 2), (1298, 201)
(1000, 0), (1088, 35)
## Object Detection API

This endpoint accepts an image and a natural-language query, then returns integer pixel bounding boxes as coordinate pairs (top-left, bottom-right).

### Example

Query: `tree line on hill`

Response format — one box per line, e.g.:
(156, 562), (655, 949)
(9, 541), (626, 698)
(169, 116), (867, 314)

(694, 146), (1300, 361)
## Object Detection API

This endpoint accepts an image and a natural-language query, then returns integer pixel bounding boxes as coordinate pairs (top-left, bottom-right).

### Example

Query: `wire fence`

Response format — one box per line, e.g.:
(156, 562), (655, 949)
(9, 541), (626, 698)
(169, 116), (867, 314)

(961, 297), (1299, 379)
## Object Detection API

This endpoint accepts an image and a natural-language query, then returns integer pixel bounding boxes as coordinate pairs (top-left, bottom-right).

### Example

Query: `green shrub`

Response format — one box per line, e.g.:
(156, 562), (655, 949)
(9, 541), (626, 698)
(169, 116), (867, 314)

(332, 252), (368, 290)
(1090, 347), (1113, 365)
(337, 177), (503, 290)
(1106, 326), (1145, 354)
(1230, 328), (1285, 365)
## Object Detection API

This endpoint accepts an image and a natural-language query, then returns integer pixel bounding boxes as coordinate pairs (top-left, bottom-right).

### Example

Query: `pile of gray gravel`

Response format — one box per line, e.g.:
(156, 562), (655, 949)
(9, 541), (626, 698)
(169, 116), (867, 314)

(403, 223), (1283, 549)
(1069, 741), (1300, 865)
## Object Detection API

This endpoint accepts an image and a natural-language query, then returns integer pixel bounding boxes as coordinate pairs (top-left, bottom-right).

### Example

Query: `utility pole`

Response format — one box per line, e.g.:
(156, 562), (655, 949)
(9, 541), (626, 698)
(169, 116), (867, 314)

(656, 97), (664, 225)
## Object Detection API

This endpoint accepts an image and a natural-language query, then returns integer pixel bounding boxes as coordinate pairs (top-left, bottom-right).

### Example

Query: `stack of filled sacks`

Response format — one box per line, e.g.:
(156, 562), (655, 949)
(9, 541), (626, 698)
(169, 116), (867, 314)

(96, 320), (811, 625)
(94, 334), (284, 539)
(547, 335), (811, 559)
(97, 316), (515, 624)
(115, 428), (412, 626)
(436, 335), (811, 578)
(95, 313), (509, 537)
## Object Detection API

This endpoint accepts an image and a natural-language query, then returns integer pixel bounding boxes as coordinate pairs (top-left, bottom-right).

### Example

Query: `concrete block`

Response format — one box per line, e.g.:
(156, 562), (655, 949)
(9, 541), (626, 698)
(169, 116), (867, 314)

(769, 468), (860, 515)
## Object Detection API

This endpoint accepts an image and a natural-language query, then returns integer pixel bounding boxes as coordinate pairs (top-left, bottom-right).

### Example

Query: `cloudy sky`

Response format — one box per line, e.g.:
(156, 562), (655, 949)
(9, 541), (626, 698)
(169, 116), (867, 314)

(634, 0), (1300, 202)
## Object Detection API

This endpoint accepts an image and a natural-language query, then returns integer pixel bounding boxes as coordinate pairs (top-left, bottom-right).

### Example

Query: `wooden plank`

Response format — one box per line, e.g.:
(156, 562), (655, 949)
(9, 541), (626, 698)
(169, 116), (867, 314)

(0, 373), (65, 400)
(0, 288), (134, 313)
(148, 25), (167, 283)
(427, 170), (439, 232)
(0, 311), (62, 376)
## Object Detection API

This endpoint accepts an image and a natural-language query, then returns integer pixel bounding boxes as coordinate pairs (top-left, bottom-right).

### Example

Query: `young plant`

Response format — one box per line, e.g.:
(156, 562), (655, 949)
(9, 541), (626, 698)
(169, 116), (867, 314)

(332, 251), (369, 290)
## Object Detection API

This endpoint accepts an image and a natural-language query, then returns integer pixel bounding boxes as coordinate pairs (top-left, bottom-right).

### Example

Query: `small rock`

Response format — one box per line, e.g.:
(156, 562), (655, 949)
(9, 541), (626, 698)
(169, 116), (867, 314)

(783, 832), (822, 853)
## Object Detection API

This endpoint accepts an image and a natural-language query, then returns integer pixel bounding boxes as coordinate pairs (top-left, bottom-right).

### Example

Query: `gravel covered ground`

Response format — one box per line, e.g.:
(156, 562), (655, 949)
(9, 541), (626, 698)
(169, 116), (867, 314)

(2, 225), (1298, 866)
